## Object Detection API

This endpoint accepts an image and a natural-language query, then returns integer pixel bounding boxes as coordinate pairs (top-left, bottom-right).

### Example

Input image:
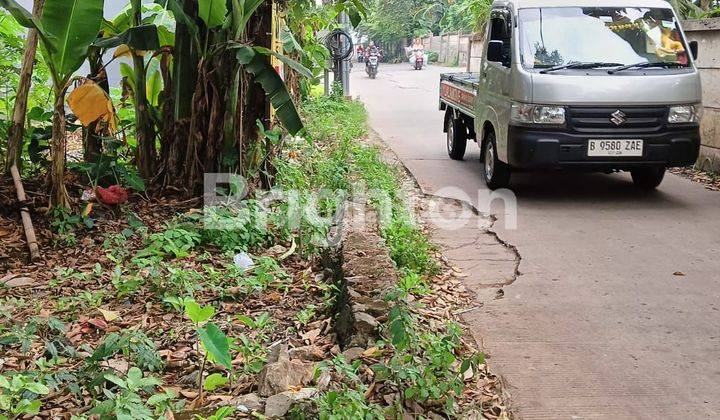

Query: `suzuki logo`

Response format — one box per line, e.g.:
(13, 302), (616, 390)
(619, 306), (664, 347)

(610, 110), (627, 126)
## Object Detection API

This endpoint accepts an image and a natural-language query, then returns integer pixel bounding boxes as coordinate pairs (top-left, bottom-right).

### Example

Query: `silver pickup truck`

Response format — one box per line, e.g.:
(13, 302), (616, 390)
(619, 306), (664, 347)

(440, 0), (702, 190)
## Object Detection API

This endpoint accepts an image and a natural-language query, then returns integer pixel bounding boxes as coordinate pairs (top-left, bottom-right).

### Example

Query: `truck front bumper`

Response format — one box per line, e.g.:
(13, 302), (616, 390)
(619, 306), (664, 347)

(507, 125), (700, 170)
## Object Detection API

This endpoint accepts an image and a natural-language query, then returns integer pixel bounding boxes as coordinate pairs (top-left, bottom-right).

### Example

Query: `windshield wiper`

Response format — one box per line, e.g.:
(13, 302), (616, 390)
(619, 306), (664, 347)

(539, 62), (624, 74)
(608, 61), (685, 74)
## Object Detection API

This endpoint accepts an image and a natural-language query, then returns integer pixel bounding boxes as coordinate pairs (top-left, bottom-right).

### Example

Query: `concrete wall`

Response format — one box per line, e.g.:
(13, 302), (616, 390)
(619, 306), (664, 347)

(683, 18), (720, 172)
(422, 33), (472, 67)
(468, 34), (485, 73)
(459, 35), (471, 67)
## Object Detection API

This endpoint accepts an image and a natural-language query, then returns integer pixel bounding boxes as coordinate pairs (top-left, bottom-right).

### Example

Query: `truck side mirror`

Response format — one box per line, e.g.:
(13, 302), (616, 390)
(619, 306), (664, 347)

(689, 40), (699, 60)
(487, 40), (504, 63)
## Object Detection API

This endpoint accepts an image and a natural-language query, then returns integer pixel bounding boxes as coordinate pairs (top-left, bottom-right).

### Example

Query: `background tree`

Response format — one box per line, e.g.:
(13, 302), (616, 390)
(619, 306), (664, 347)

(3, 0), (42, 176)
(1, 0), (105, 208)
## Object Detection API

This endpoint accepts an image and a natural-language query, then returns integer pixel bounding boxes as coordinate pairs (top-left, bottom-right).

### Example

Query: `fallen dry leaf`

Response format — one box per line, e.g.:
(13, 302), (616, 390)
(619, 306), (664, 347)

(301, 328), (321, 343)
(99, 309), (120, 322)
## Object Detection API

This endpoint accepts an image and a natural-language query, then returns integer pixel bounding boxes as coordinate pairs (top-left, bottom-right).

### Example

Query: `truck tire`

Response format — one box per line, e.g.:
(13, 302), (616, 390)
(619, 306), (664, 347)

(482, 132), (511, 190)
(447, 116), (467, 160)
(631, 166), (665, 190)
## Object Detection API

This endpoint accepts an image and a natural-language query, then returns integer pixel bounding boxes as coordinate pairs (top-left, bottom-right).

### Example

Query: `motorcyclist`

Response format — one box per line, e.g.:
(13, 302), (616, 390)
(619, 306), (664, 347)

(365, 41), (381, 78)
(409, 38), (427, 69)
(365, 42), (381, 60)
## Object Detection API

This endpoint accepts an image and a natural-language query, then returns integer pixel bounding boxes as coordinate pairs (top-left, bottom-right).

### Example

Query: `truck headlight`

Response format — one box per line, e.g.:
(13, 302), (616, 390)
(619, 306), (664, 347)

(511, 103), (566, 125)
(668, 104), (703, 124)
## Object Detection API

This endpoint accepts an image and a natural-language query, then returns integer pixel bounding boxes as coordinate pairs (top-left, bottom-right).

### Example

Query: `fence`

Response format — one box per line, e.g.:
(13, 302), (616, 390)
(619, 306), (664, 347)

(421, 33), (473, 67)
(683, 18), (720, 171)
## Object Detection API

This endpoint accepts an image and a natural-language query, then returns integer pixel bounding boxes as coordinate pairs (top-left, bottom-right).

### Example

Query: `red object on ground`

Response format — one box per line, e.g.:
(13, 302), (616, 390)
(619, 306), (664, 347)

(97, 185), (129, 206)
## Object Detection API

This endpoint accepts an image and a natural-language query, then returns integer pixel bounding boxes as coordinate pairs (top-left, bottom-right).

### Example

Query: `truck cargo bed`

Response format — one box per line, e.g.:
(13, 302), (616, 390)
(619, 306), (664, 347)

(440, 72), (480, 90)
(440, 72), (480, 117)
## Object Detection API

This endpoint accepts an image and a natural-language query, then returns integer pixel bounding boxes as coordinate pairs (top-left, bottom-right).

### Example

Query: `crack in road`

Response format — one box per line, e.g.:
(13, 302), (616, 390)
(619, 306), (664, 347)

(367, 129), (523, 288)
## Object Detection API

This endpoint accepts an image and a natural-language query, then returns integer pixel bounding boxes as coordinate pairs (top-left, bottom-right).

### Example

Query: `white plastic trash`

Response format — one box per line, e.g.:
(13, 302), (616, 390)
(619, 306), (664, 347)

(234, 252), (254, 272)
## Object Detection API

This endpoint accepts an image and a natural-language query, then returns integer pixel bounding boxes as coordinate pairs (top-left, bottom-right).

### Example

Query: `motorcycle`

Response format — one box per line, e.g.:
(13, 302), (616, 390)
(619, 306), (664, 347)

(410, 49), (427, 70)
(366, 53), (379, 79)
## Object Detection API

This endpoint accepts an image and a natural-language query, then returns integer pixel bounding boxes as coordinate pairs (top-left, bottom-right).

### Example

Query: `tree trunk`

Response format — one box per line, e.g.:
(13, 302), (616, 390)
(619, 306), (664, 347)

(240, 2), (273, 177)
(4, 0), (44, 175)
(701, 0), (712, 11)
(158, 52), (175, 178)
(132, 0), (157, 181)
(133, 52), (157, 180)
(50, 88), (69, 208)
(83, 49), (109, 162)
(164, 0), (198, 189)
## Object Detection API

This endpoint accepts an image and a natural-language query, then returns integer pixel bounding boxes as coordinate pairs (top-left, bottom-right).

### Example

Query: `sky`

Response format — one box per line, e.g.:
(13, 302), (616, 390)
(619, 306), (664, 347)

(18, 0), (131, 18)
(15, 0), (149, 86)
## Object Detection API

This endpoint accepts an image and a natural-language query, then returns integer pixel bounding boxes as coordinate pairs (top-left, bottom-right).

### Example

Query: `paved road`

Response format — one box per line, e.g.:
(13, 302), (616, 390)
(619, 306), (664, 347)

(351, 63), (720, 419)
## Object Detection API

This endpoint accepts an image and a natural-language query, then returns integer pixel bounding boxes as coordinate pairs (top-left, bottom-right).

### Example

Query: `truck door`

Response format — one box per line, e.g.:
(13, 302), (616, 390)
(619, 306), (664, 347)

(479, 8), (513, 163)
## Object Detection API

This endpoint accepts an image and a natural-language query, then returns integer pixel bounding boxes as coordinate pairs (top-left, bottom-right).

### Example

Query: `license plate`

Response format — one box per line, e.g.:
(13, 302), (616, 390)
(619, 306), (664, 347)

(587, 139), (643, 157)
(370, 57), (378, 64)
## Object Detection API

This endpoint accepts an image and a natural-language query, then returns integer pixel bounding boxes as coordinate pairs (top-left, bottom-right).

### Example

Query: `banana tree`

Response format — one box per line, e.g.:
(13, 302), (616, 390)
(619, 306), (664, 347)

(0, 0), (104, 208)
(158, 0), (311, 194)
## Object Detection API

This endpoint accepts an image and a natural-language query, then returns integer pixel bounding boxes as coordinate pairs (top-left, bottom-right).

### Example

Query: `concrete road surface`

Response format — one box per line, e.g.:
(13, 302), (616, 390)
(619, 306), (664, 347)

(351, 63), (720, 419)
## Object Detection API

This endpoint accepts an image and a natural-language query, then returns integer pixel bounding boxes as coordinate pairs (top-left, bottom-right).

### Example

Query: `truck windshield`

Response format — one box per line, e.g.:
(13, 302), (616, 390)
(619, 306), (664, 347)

(518, 7), (691, 70)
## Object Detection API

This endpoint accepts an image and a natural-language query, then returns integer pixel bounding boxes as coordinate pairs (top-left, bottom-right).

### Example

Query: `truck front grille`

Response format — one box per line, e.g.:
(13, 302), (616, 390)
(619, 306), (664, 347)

(568, 106), (668, 134)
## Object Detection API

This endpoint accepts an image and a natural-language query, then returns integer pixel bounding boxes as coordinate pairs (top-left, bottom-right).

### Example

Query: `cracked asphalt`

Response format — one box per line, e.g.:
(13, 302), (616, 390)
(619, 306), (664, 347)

(351, 63), (720, 419)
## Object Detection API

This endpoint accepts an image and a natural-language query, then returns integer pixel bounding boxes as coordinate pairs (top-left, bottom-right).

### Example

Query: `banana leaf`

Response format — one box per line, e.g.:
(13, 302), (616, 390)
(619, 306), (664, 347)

(198, 0), (228, 28)
(41, 0), (104, 85)
(236, 45), (305, 135)
(155, 0), (198, 36)
(93, 25), (160, 51)
(1, 0), (104, 86)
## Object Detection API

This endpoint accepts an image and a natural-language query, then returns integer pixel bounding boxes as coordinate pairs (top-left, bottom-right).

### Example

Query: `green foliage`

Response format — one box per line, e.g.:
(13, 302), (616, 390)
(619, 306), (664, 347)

(197, 323), (233, 370)
(397, 271), (431, 296)
(234, 334), (268, 374)
(439, 0), (493, 33)
(183, 300), (233, 371)
(198, 0), (228, 29)
(90, 367), (172, 419)
(68, 137), (147, 192)
(0, 373), (50, 418)
(236, 44), (307, 135)
(383, 216), (438, 277)
(373, 295), (484, 414)
(200, 202), (272, 252)
(1, 0), (104, 88)
(0, 11), (51, 149)
(185, 300), (216, 325)
(202, 373), (228, 392)
(90, 331), (164, 373)
(236, 312), (274, 338)
(360, 0), (432, 54)
(197, 406), (235, 420)
(296, 304), (317, 326)
(48, 206), (94, 246)
(316, 388), (384, 420)
(138, 224), (202, 259)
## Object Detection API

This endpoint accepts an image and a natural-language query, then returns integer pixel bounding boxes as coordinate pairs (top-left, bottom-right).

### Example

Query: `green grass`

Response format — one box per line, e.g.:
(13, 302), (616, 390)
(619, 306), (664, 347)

(296, 94), (476, 417)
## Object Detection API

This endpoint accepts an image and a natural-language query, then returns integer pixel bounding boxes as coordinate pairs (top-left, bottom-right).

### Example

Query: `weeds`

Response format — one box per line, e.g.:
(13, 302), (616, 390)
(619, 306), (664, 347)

(137, 224), (202, 260)
(89, 367), (174, 418)
(0, 373), (50, 418)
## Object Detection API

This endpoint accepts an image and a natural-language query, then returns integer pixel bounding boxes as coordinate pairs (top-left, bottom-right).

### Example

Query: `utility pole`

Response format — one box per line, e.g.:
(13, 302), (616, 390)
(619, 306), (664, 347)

(338, 11), (351, 97)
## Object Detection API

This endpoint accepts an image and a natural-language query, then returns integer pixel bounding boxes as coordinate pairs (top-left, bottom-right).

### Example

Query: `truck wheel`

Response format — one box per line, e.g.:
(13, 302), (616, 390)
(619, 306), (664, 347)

(447, 117), (467, 160)
(631, 166), (665, 190)
(483, 133), (511, 190)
